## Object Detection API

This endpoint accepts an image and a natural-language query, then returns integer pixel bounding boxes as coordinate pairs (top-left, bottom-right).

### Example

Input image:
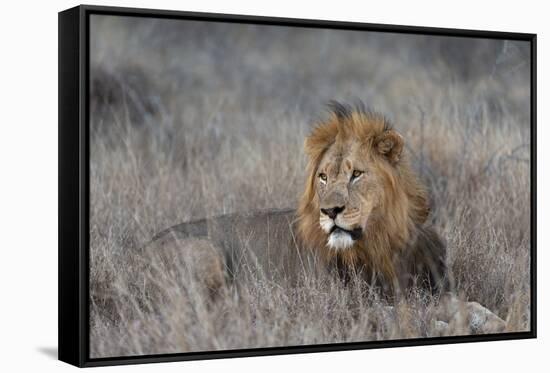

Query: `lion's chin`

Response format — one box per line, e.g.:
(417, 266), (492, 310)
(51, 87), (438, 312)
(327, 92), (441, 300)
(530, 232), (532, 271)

(327, 230), (355, 250)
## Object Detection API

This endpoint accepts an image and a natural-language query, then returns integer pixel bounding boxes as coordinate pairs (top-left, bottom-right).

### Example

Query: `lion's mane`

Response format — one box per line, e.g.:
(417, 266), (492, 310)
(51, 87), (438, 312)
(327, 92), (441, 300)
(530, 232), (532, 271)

(297, 102), (442, 290)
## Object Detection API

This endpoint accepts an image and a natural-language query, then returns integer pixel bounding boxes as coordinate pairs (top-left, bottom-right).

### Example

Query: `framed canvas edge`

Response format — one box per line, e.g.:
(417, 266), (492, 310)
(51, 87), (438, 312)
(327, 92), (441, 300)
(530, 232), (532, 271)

(59, 5), (86, 367)
(80, 3), (535, 39)
(530, 33), (537, 339)
(58, 4), (538, 368)
(81, 332), (535, 368)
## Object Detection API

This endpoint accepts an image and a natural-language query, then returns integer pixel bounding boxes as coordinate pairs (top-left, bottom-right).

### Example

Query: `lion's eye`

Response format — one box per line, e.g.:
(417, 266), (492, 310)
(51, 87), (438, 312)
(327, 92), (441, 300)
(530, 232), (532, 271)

(319, 173), (327, 183)
(351, 170), (363, 180)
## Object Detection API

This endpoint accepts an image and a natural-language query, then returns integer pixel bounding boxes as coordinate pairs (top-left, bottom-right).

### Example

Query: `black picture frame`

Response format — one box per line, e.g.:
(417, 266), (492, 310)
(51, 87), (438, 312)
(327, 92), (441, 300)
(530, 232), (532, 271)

(58, 4), (537, 368)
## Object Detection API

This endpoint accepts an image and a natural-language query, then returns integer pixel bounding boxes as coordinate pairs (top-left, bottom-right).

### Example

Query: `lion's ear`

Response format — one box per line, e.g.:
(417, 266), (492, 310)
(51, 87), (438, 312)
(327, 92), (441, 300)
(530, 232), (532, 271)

(375, 129), (404, 164)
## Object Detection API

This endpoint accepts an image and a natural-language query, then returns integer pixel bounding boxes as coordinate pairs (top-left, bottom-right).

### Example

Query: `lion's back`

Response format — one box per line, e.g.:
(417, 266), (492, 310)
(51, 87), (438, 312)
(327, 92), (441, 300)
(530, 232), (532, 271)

(146, 208), (320, 285)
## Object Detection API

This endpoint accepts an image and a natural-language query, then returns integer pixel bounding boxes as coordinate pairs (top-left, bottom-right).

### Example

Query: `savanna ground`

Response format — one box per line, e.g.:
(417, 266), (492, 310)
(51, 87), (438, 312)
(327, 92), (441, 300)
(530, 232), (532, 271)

(89, 15), (531, 358)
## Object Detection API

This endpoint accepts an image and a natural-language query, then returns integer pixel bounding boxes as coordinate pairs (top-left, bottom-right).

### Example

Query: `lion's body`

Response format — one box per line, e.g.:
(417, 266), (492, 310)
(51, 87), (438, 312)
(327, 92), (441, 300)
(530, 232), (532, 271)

(147, 103), (449, 295)
(148, 209), (320, 286)
(148, 207), (446, 294)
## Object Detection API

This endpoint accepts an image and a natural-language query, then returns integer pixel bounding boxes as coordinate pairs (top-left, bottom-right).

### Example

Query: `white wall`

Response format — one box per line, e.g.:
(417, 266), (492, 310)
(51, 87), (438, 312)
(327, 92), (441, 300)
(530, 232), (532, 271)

(0, 0), (545, 371)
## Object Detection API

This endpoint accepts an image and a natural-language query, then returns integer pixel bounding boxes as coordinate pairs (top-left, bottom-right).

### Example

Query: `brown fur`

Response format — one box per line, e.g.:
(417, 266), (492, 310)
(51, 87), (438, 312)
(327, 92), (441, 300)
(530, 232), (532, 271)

(297, 103), (445, 293)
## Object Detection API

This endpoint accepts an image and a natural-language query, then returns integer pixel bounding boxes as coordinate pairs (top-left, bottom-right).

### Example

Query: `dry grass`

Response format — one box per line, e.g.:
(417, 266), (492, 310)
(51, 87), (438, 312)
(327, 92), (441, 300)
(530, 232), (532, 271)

(88, 15), (531, 358)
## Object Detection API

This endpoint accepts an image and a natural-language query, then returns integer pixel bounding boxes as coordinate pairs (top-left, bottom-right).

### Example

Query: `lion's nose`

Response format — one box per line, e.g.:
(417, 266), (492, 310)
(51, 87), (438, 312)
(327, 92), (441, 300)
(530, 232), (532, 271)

(321, 206), (345, 220)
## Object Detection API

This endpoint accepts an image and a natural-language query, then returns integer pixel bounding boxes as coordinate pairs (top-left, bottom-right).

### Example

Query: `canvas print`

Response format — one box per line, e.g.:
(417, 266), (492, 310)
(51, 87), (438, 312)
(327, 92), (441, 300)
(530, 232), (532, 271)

(89, 14), (532, 358)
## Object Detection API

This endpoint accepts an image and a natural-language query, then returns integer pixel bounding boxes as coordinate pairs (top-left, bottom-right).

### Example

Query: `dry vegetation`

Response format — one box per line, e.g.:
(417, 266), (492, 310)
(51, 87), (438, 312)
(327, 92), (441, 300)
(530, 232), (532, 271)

(88, 15), (531, 358)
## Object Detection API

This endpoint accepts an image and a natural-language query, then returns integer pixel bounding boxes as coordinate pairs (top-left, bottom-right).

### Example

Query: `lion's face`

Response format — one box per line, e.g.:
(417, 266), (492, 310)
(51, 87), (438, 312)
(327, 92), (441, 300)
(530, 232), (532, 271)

(316, 140), (383, 250)
(298, 105), (413, 257)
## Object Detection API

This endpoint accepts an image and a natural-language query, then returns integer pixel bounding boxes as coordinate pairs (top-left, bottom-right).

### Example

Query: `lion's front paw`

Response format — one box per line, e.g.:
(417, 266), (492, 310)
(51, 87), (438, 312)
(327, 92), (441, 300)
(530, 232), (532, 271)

(463, 301), (506, 334)
(434, 293), (506, 335)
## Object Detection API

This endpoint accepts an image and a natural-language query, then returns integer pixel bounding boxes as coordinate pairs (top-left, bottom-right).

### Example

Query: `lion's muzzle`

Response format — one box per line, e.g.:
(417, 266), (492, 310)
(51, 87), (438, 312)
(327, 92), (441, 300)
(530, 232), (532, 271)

(320, 208), (363, 250)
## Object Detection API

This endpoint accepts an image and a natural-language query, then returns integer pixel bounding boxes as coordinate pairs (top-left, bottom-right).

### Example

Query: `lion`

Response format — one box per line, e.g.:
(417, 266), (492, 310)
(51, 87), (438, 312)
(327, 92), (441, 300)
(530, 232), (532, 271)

(143, 102), (505, 334)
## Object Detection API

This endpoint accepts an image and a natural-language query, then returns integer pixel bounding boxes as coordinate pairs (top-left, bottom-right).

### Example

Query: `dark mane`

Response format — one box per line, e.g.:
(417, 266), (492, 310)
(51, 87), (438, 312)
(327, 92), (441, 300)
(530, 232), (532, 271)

(326, 100), (392, 131)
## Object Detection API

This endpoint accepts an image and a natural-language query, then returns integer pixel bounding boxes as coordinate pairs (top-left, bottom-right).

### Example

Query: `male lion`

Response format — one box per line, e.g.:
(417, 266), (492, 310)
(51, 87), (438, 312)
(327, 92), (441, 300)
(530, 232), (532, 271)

(145, 102), (505, 334)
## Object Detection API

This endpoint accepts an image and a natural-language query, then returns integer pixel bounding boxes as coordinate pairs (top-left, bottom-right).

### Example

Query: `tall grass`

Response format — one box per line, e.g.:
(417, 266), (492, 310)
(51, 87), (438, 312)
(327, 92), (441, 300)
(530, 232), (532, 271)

(89, 15), (531, 358)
